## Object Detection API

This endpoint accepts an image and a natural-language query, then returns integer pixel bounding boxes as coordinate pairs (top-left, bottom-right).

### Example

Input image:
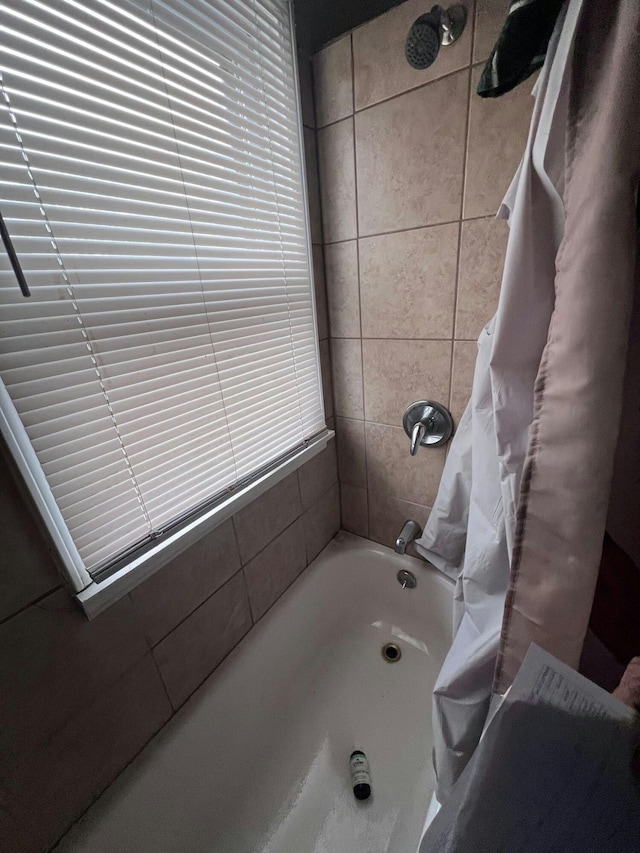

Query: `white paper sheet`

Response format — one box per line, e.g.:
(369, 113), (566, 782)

(419, 645), (640, 853)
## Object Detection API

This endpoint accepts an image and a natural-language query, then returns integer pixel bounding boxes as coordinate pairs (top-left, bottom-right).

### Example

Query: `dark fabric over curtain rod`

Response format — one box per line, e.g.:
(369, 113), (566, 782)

(478, 0), (566, 98)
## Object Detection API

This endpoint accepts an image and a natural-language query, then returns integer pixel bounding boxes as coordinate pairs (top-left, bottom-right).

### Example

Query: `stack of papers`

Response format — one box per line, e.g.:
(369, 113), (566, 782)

(420, 645), (640, 852)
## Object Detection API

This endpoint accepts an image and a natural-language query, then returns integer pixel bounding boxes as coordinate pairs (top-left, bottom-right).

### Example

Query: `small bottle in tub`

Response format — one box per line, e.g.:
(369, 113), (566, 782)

(350, 750), (371, 800)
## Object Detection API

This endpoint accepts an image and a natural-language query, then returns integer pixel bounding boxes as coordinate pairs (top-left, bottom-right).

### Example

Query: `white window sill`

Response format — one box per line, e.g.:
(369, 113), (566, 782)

(76, 429), (334, 619)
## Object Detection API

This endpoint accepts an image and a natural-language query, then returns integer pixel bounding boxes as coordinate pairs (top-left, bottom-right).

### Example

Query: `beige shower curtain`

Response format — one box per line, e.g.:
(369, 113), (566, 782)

(495, 0), (640, 691)
(418, 0), (640, 807)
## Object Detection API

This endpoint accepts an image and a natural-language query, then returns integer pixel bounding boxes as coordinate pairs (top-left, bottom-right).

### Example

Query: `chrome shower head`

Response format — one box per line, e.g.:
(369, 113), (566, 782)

(405, 11), (441, 70)
(405, 5), (467, 70)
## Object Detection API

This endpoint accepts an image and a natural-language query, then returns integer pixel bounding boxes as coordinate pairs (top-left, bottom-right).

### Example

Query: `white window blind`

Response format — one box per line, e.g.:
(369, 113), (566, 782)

(0, 0), (324, 579)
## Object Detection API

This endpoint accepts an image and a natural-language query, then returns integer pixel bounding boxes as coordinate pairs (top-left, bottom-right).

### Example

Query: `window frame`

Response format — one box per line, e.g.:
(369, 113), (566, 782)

(0, 1), (331, 617)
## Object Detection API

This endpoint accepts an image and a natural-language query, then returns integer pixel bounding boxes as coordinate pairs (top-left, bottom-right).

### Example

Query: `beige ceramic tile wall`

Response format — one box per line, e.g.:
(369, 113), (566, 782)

(314, 0), (533, 548)
(0, 441), (339, 852)
(0, 49), (340, 853)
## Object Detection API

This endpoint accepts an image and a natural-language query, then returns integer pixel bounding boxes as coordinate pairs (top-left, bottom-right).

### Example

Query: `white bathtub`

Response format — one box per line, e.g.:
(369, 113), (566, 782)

(58, 532), (454, 853)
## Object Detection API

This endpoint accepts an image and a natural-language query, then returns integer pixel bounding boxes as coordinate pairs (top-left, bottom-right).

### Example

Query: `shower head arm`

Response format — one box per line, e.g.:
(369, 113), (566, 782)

(404, 5), (467, 69)
(438, 4), (467, 47)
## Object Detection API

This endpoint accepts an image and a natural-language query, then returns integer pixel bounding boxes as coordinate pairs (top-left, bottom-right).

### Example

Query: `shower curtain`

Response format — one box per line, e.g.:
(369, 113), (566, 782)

(416, 0), (640, 802)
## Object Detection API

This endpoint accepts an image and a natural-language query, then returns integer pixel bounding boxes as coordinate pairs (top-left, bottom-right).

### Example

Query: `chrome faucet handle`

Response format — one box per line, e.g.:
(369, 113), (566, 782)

(410, 405), (437, 454)
(403, 400), (454, 453)
(410, 421), (427, 456)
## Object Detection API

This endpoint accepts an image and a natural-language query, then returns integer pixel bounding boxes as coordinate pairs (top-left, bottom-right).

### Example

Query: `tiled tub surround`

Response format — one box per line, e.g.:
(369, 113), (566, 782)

(0, 441), (339, 852)
(0, 48), (341, 853)
(314, 0), (533, 547)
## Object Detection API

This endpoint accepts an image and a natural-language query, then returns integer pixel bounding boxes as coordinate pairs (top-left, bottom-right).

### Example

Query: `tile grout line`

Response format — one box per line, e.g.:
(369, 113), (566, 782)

(227, 500), (334, 653)
(304, 59), (331, 363)
(157, 618), (254, 720)
(238, 564), (257, 627)
(151, 567), (247, 652)
(0, 584), (62, 627)
(230, 516), (258, 627)
(248, 480), (340, 624)
(241, 510), (305, 573)
(148, 642), (176, 713)
(131, 519), (258, 665)
(295, 471), (307, 570)
(229, 512), (244, 568)
(310, 123), (326, 250)
(349, 32), (370, 540)
(363, 417), (446, 429)
(328, 335), (473, 342)
(316, 64), (473, 131)
(323, 212), (496, 246)
(469, 0), (478, 65)
(309, 64), (337, 423)
(449, 52), (476, 413)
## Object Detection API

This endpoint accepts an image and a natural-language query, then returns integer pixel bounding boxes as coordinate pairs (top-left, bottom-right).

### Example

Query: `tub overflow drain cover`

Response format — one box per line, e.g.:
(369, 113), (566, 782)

(382, 643), (402, 663)
(397, 569), (417, 589)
